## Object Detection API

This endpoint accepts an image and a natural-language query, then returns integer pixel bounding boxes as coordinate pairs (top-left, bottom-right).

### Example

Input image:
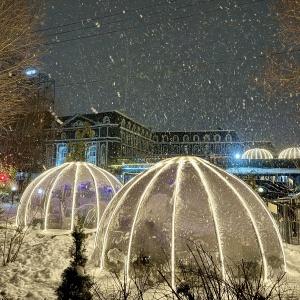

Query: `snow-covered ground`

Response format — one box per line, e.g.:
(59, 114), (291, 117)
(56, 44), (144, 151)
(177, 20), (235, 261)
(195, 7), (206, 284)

(1, 200), (300, 299)
(0, 230), (103, 300)
(0, 228), (299, 300)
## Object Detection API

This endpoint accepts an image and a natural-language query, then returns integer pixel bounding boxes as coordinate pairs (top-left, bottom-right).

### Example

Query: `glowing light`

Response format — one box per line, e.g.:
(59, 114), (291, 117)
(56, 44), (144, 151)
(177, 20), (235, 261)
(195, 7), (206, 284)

(190, 158), (225, 280)
(257, 187), (264, 193)
(171, 159), (184, 289)
(234, 153), (241, 159)
(25, 67), (38, 77)
(37, 188), (44, 195)
(70, 162), (80, 231)
(0, 172), (10, 183)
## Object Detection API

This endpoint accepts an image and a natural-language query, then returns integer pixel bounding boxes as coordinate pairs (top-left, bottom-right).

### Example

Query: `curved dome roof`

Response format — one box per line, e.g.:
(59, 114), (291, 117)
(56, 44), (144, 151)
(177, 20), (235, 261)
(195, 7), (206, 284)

(278, 147), (300, 159)
(93, 157), (285, 287)
(241, 148), (273, 159)
(16, 162), (122, 231)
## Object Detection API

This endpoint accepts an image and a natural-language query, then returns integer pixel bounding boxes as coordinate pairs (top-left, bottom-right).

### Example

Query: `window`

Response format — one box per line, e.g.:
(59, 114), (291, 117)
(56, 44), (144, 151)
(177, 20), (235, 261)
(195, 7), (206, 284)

(163, 145), (168, 154)
(74, 120), (84, 127)
(86, 144), (97, 165)
(193, 134), (200, 142)
(214, 134), (221, 142)
(56, 143), (68, 166)
(103, 116), (110, 124)
(153, 135), (158, 142)
(171, 145), (180, 154)
(193, 145), (200, 154)
(203, 134), (210, 142)
(173, 135), (179, 142)
(225, 134), (232, 142)
(162, 135), (168, 142)
(183, 135), (189, 142)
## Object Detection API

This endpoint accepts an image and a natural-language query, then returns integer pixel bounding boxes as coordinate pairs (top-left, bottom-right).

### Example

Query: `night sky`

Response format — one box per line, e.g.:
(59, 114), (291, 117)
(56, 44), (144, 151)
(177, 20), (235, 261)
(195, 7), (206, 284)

(41, 0), (299, 148)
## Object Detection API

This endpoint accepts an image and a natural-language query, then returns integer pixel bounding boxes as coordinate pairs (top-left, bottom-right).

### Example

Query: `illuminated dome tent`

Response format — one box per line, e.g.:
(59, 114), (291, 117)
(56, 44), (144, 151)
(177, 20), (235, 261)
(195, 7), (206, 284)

(94, 157), (285, 287)
(16, 162), (122, 231)
(242, 148), (273, 159)
(278, 147), (300, 159)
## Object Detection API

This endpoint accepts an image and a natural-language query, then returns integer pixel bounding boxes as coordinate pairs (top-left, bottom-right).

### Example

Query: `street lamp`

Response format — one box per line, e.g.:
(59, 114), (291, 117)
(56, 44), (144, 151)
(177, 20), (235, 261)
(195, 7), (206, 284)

(24, 67), (39, 78)
(11, 185), (18, 204)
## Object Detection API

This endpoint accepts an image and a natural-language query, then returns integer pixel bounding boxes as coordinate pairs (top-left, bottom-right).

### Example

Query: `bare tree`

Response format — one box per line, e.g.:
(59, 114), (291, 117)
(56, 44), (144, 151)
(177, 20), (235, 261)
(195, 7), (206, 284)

(0, 110), (54, 172)
(0, 0), (42, 129)
(262, 0), (300, 96)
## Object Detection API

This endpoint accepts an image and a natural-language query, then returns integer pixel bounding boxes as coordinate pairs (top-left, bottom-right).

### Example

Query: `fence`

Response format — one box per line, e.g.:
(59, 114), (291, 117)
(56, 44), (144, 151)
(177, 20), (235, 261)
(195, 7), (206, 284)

(268, 199), (300, 245)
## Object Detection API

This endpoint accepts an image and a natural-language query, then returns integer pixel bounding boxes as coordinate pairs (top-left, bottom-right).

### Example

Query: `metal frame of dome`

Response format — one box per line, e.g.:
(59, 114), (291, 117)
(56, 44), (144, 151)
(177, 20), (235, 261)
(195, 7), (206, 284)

(241, 148), (273, 159)
(94, 157), (285, 288)
(16, 162), (122, 231)
(278, 147), (300, 159)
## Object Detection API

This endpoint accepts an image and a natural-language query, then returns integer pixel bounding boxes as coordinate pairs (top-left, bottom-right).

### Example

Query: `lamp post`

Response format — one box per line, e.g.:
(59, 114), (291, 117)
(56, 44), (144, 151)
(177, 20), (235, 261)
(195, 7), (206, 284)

(11, 185), (17, 204)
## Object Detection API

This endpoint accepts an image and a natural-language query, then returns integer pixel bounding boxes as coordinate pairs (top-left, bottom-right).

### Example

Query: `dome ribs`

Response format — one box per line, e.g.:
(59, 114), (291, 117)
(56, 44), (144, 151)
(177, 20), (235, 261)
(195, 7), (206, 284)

(189, 158), (226, 280)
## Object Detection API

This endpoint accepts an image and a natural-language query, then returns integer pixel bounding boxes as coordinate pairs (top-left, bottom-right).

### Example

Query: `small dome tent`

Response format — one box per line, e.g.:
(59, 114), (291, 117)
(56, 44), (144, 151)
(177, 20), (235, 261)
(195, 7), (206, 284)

(93, 157), (285, 288)
(242, 148), (273, 159)
(278, 147), (300, 159)
(16, 162), (122, 231)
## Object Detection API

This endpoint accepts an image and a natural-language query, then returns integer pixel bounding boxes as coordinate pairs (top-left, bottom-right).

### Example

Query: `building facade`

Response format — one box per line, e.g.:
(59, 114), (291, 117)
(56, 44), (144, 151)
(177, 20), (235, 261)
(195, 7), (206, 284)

(45, 111), (154, 168)
(45, 111), (275, 168)
(153, 130), (244, 158)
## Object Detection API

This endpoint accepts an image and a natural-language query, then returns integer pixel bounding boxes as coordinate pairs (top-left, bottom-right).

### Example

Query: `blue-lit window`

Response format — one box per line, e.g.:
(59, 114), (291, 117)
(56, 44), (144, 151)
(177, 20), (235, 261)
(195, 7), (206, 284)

(56, 143), (68, 166)
(86, 144), (97, 165)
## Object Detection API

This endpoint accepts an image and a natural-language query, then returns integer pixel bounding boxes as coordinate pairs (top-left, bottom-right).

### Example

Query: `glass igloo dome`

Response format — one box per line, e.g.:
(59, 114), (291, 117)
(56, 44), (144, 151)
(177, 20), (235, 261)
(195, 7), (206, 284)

(94, 157), (285, 286)
(278, 147), (300, 159)
(16, 162), (122, 231)
(242, 148), (273, 159)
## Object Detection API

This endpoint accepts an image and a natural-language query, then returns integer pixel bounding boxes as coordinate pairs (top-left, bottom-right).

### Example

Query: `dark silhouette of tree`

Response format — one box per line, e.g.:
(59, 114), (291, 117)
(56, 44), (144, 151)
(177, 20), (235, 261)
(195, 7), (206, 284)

(56, 225), (93, 300)
(263, 0), (299, 96)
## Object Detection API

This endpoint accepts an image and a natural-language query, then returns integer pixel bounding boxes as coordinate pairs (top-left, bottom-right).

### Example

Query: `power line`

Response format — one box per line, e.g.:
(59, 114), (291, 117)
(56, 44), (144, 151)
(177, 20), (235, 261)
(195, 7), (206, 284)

(44, 0), (268, 46)
(41, 1), (206, 39)
(55, 47), (300, 88)
(36, 0), (184, 33)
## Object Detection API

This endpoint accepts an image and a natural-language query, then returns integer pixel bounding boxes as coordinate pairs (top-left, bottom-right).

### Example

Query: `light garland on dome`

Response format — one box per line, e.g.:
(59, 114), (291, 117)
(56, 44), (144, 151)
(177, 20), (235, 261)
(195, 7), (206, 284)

(278, 147), (300, 159)
(241, 148), (273, 159)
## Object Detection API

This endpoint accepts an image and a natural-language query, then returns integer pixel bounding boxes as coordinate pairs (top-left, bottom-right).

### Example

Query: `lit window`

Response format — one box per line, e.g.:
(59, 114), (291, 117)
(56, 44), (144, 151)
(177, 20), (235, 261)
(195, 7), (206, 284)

(86, 144), (97, 165)
(56, 143), (68, 166)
